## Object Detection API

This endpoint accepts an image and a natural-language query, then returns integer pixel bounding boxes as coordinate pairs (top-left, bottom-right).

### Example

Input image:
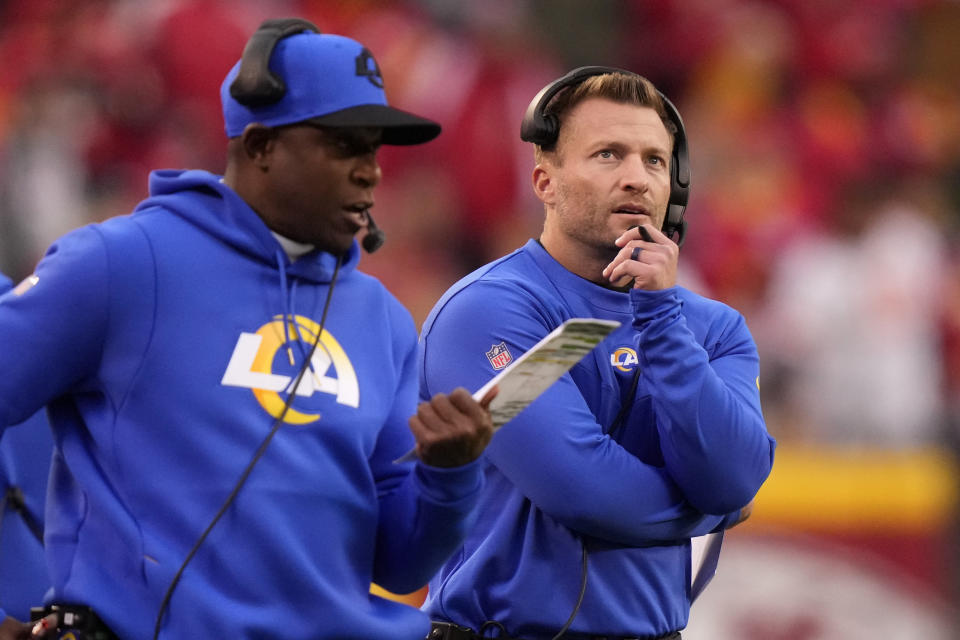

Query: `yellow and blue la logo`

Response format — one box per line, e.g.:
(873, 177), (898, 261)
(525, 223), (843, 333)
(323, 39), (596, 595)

(221, 314), (359, 424)
(610, 346), (639, 372)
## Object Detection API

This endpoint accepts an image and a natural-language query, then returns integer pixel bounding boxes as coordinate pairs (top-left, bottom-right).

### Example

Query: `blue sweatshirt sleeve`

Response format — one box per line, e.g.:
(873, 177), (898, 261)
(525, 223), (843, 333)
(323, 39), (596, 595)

(0, 226), (108, 428)
(632, 288), (776, 514)
(420, 281), (729, 546)
(368, 303), (483, 594)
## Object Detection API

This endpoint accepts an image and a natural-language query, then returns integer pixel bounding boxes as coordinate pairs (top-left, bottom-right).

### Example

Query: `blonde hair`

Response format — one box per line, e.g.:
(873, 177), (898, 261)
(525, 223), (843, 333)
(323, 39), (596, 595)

(534, 73), (676, 165)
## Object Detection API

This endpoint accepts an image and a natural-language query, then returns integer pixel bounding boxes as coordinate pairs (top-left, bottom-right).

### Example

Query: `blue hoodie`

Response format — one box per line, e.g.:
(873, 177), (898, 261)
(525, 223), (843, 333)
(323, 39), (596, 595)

(0, 170), (483, 639)
(419, 240), (775, 638)
(0, 275), (53, 622)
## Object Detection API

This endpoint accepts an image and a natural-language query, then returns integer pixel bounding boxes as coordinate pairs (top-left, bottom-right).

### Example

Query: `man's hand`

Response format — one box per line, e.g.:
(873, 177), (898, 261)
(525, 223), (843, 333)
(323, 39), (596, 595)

(408, 386), (498, 467)
(601, 223), (678, 290)
(0, 614), (56, 639)
(0, 616), (28, 640)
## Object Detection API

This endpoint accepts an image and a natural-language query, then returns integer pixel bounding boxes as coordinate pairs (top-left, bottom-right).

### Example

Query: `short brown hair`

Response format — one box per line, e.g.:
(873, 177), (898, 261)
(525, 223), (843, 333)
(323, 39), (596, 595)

(534, 73), (677, 165)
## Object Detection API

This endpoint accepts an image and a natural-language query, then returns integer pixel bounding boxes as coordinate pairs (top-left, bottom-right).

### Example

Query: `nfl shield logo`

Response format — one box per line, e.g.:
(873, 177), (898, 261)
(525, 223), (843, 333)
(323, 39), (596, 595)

(485, 342), (513, 370)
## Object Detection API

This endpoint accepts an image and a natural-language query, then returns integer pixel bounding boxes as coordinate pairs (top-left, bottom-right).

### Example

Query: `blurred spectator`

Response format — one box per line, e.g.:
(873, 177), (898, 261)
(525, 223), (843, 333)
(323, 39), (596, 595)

(0, 80), (94, 278)
(757, 177), (951, 447)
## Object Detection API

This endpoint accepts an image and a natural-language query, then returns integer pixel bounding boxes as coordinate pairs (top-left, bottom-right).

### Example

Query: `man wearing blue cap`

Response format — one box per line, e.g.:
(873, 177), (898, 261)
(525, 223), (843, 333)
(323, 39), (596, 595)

(0, 19), (496, 640)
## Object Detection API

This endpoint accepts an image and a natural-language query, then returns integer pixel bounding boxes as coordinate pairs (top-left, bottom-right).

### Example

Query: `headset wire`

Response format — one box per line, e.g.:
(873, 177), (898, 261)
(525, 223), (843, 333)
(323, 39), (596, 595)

(152, 255), (343, 640)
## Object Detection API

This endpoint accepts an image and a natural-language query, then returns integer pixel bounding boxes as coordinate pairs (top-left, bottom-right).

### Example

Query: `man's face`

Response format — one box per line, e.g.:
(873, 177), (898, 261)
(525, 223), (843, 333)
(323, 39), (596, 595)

(541, 98), (673, 263)
(261, 124), (383, 254)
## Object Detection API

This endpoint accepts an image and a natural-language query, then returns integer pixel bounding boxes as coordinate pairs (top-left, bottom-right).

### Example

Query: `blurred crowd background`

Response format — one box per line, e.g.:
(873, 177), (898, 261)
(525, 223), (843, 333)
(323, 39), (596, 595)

(1, 0), (959, 637)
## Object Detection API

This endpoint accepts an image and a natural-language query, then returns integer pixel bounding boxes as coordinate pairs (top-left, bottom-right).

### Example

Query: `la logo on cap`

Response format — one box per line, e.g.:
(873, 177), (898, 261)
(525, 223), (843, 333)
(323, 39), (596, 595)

(355, 48), (383, 88)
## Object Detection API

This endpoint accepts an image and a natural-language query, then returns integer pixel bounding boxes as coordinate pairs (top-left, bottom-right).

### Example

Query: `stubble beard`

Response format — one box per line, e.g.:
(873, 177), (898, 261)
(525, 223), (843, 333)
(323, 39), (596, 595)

(554, 201), (620, 270)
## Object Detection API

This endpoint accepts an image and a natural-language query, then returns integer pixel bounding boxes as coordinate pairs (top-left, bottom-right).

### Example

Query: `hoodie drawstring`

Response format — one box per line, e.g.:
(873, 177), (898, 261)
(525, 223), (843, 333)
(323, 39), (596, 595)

(153, 252), (344, 640)
(276, 250), (297, 367)
(275, 249), (330, 391)
(288, 277), (325, 389)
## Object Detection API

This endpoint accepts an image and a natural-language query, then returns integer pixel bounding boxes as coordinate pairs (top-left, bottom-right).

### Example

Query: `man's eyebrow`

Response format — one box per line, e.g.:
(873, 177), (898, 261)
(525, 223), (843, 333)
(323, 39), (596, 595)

(586, 139), (628, 149)
(586, 139), (669, 154)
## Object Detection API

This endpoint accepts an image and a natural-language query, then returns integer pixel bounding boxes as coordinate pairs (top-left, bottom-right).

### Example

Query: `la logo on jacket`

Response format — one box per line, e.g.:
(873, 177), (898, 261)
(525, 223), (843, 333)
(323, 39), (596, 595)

(610, 347), (639, 372)
(221, 315), (359, 424)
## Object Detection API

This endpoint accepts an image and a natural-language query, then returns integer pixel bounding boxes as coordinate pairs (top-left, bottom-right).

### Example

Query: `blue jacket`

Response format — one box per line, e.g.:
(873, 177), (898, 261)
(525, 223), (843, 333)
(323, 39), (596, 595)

(419, 240), (775, 638)
(0, 170), (484, 639)
(0, 275), (53, 622)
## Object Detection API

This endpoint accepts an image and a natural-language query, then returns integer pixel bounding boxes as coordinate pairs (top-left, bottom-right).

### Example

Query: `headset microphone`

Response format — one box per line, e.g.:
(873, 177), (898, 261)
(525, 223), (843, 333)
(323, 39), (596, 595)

(361, 210), (386, 253)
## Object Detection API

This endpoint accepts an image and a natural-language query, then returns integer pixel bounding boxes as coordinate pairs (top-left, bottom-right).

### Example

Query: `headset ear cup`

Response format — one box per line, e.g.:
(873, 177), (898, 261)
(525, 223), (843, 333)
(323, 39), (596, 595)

(664, 177), (689, 247)
(521, 85), (558, 146)
(230, 18), (321, 107)
(521, 66), (623, 147)
(535, 113), (559, 148)
(655, 91), (689, 246)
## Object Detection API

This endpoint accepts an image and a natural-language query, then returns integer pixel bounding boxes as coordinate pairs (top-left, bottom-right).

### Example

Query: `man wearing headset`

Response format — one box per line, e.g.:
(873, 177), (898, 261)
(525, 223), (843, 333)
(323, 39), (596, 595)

(418, 69), (776, 639)
(0, 20), (497, 640)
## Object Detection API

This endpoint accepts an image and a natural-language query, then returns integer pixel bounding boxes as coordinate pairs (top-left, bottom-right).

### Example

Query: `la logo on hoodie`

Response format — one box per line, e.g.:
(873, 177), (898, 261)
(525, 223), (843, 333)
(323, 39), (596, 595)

(221, 314), (359, 424)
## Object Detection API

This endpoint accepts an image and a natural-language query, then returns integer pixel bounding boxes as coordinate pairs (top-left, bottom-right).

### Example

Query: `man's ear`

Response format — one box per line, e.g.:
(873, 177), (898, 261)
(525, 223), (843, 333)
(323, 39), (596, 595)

(532, 163), (556, 206)
(240, 124), (277, 169)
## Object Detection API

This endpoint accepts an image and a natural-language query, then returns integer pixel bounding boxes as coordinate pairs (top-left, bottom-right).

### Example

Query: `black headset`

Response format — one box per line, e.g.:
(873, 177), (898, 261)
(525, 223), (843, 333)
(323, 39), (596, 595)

(228, 17), (386, 253)
(521, 66), (690, 246)
(230, 18), (321, 107)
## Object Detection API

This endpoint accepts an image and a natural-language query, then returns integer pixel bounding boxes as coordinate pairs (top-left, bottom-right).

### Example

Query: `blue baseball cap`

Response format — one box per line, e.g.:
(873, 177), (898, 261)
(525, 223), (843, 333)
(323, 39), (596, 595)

(221, 30), (440, 145)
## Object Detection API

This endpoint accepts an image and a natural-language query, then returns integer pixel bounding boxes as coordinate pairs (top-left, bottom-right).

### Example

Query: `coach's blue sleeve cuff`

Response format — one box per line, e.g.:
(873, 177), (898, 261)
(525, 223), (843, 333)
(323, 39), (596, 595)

(414, 457), (485, 505)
